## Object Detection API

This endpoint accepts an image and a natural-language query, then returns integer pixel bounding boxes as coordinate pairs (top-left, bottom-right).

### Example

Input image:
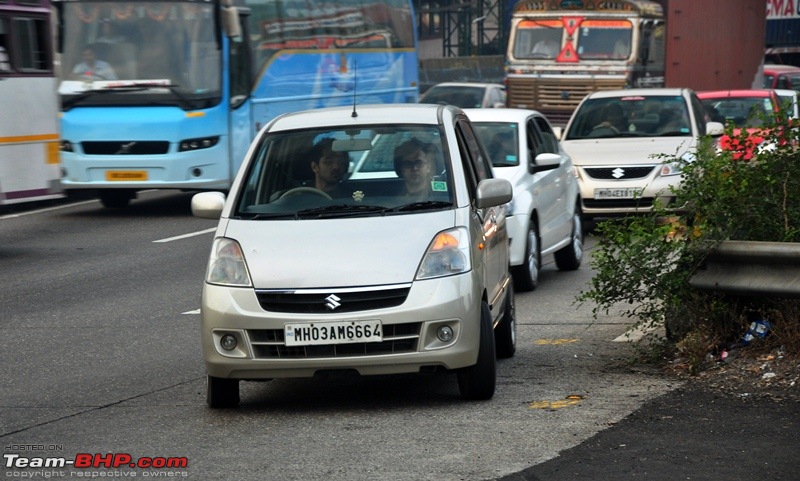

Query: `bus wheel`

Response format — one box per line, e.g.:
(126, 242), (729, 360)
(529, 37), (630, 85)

(99, 190), (135, 208)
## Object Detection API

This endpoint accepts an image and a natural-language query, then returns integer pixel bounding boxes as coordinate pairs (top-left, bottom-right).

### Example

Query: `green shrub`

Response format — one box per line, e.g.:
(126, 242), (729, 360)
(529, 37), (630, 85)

(578, 109), (800, 360)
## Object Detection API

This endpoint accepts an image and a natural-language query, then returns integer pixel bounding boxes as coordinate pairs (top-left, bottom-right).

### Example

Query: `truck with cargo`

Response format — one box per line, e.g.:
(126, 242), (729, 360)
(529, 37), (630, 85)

(505, 0), (765, 126)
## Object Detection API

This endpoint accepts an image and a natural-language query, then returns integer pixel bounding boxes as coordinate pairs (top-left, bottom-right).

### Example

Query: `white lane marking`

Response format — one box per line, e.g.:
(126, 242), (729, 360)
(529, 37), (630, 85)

(153, 227), (216, 243)
(0, 200), (97, 219)
(182, 309), (201, 315)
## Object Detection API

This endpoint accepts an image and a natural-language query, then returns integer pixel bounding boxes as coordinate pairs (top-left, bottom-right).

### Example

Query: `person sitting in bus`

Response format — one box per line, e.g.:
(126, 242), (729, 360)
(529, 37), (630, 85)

(531, 38), (559, 58)
(307, 138), (351, 197)
(613, 38), (630, 59)
(72, 46), (117, 80)
(394, 138), (435, 200)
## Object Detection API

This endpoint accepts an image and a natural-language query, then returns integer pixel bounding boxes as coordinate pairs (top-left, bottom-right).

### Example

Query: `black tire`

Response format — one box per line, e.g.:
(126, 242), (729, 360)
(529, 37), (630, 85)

(206, 375), (240, 408)
(554, 206), (583, 271)
(495, 283), (516, 359)
(99, 190), (134, 208)
(457, 301), (496, 400)
(511, 221), (540, 292)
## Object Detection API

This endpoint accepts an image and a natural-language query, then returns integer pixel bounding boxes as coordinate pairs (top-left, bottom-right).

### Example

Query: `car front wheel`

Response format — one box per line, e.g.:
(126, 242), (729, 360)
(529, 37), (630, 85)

(554, 207), (583, 271)
(512, 221), (540, 292)
(495, 283), (516, 359)
(457, 301), (497, 400)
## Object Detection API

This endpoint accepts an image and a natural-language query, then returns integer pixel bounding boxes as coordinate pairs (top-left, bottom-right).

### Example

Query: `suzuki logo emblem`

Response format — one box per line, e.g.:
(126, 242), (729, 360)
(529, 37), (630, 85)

(612, 168), (625, 179)
(324, 294), (341, 311)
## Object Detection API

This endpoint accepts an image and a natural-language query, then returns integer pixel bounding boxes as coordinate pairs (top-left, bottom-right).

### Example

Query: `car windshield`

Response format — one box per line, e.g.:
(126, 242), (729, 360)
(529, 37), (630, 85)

(471, 122), (520, 167)
(420, 86), (484, 108)
(234, 125), (453, 219)
(565, 96), (692, 140)
(701, 97), (776, 128)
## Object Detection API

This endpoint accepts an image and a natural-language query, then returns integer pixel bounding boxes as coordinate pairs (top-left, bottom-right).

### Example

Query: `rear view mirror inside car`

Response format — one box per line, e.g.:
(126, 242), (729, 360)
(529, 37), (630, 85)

(333, 138), (373, 151)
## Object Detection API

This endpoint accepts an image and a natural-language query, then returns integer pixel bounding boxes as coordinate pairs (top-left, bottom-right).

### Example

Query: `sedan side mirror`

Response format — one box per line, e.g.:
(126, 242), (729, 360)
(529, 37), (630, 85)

(706, 121), (725, 137)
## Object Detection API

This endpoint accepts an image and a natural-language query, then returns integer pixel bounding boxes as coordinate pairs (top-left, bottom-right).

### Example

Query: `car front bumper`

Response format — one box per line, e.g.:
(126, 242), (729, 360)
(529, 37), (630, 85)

(201, 275), (483, 379)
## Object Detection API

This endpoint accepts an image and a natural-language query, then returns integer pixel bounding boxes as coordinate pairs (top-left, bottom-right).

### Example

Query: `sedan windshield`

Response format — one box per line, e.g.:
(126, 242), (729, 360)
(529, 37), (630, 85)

(472, 122), (520, 167)
(234, 125), (454, 218)
(566, 96), (692, 140)
(701, 97), (776, 128)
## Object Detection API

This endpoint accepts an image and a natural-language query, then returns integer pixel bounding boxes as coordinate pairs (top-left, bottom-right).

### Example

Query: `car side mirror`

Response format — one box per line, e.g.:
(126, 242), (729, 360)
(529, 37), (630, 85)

(530, 152), (561, 174)
(552, 126), (563, 140)
(706, 121), (725, 137)
(192, 191), (226, 219)
(475, 178), (513, 208)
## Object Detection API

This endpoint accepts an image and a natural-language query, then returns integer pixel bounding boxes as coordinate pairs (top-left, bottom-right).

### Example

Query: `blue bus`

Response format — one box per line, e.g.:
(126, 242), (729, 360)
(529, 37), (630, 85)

(55, 0), (420, 207)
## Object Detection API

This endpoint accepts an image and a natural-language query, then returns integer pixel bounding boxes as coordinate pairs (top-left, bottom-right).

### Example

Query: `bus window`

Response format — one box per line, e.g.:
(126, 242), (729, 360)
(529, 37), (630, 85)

(577, 20), (632, 60)
(513, 20), (562, 60)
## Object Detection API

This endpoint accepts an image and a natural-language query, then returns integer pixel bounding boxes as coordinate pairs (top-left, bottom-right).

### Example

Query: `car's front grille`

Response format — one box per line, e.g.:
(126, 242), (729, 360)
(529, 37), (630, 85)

(82, 141), (170, 155)
(583, 166), (655, 180)
(583, 198), (655, 209)
(256, 286), (410, 313)
(247, 322), (422, 359)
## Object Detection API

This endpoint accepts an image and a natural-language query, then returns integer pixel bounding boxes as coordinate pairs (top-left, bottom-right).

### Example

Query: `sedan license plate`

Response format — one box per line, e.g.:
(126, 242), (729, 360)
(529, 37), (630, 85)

(594, 188), (639, 199)
(106, 170), (148, 181)
(284, 320), (382, 346)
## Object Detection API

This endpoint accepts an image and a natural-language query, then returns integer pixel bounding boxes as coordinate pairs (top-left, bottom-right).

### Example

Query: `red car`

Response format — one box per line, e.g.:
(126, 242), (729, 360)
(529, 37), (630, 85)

(698, 89), (783, 160)
(761, 64), (800, 90)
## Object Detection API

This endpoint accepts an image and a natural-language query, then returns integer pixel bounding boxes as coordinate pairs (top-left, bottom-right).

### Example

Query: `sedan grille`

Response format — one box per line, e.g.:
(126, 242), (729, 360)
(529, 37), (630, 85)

(583, 166), (655, 180)
(256, 286), (410, 314)
(583, 198), (655, 209)
(247, 323), (421, 359)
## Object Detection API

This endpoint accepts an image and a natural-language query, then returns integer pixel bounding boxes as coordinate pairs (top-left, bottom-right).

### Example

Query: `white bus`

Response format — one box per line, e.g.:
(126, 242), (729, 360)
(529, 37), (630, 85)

(0, 0), (61, 206)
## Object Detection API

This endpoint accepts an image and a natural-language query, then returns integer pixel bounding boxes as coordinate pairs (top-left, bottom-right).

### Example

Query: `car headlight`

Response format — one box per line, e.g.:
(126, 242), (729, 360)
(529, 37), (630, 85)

(660, 152), (695, 177)
(416, 227), (471, 280)
(206, 237), (252, 287)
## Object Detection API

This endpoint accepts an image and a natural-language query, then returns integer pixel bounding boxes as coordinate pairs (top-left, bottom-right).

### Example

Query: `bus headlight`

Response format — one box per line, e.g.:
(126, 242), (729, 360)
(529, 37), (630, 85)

(179, 136), (219, 152)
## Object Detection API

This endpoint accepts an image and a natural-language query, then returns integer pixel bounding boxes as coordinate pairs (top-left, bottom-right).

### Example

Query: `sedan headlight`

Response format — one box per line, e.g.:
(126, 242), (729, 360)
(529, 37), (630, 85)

(660, 152), (695, 177)
(206, 238), (252, 287)
(416, 227), (471, 280)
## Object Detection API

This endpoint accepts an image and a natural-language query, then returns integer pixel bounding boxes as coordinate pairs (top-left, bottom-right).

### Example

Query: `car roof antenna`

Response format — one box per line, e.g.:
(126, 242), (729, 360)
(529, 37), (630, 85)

(351, 61), (358, 118)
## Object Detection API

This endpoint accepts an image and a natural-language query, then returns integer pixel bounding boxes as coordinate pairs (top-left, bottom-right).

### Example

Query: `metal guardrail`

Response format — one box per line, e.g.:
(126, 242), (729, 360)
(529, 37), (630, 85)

(689, 240), (800, 298)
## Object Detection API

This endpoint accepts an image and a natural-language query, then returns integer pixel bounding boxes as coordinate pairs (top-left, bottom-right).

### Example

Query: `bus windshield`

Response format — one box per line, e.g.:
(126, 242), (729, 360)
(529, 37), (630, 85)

(58, 1), (220, 107)
(576, 20), (632, 60)
(512, 20), (563, 60)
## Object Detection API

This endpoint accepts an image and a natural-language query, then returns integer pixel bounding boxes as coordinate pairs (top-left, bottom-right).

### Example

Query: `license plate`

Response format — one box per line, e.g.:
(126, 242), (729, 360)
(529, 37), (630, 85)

(284, 320), (382, 346)
(594, 188), (639, 199)
(106, 170), (148, 181)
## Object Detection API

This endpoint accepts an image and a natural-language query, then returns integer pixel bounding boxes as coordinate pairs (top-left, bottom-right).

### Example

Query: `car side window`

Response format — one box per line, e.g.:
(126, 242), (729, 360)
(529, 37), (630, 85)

(526, 119), (548, 158)
(533, 116), (559, 154)
(689, 94), (706, 135)
(457, 118), (492, 182)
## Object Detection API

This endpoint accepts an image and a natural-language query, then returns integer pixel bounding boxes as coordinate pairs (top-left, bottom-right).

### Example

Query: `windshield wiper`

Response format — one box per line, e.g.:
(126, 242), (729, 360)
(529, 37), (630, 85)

(247, 212), (297, 220)
(393, 200), (452, 212)
(61, 86), (148, 109)
(294, 204), (389, 219)
(61, 83), (191, 109)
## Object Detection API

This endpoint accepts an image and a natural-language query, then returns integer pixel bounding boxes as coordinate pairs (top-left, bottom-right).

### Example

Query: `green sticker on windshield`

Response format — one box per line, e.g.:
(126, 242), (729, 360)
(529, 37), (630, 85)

(431, 180), (447, 192)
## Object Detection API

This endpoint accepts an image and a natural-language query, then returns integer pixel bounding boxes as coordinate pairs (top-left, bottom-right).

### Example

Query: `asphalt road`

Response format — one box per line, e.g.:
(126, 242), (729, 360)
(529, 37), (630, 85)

(1, 191), (797, 480)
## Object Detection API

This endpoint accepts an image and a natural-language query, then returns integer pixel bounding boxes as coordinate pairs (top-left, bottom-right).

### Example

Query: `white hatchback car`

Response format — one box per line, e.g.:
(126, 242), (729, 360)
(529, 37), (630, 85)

(561, 88), (724, 220)
(465, 108), (583, 291)
(192, 104), (514, 407)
